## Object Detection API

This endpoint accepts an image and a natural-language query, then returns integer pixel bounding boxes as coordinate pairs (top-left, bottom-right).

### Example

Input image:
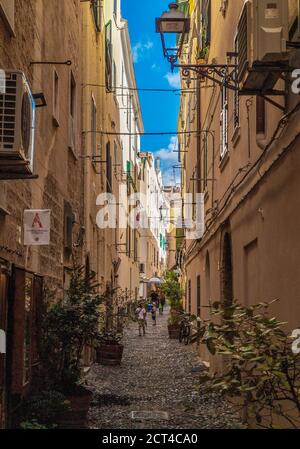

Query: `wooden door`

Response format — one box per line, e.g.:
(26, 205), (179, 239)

(0, 272), (8, 429)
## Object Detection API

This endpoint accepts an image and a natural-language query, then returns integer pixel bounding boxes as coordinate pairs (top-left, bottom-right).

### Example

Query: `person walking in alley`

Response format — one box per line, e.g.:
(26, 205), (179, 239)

(159, 291), (166, 313)
(151, 302), (157, 325)
(136, 303), (147, 336)
(150, 289), (159, 305)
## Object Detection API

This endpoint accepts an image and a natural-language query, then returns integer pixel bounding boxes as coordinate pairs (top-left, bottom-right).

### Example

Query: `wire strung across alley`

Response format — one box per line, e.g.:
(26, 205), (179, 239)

(81, 83), (215, 93)
(82, 130), (203, 136)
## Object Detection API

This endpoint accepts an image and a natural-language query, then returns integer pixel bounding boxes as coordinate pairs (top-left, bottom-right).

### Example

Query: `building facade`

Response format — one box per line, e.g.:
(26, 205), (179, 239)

(116, 7), (144, 303)
(178, 0), (300, 372)
(138, 153), (168, 300)
(0, 0), (169, 428)
(0, 0), (83, 427)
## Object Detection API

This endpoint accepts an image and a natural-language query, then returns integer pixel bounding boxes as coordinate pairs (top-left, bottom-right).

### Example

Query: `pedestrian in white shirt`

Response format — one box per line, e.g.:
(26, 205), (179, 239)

(135, 303), (147, 336)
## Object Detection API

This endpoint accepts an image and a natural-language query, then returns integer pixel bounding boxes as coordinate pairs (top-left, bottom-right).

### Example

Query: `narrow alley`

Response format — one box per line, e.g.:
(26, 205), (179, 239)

(87, 308), (242, 430)
(1, 0), (300, 434)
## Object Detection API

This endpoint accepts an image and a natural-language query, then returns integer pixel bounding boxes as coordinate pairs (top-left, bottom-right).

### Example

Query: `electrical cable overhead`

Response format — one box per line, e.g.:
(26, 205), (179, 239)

(83, 130), (199, 136)
(81, 83), (215, 93)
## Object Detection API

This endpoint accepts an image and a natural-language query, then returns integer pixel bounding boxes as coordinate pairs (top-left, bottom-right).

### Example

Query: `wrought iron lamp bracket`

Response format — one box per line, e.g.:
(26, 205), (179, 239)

(173, 63), (238, 91)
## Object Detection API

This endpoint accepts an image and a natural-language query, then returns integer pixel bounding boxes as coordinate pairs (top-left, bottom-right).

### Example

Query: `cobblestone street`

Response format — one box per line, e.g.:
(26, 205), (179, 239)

(87, 309), (243, 429)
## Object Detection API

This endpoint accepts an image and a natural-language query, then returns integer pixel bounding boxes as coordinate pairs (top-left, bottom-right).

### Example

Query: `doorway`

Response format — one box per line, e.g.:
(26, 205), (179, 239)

(0, 263), (9, 429)
(221, 232), (233, 305)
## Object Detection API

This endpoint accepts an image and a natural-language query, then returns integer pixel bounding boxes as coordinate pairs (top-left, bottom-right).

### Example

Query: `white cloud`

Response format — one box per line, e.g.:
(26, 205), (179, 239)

(154, 136), (180, 186)
(132, 40), (153, 63)
(165, 71), (181, 89)
(144, 41), (153, 50)
(156, 136), (178, 162)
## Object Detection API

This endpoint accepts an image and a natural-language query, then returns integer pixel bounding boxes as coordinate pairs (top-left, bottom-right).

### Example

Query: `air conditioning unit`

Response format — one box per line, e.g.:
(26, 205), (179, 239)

(236, 0), (289, 92)
(0, 70), (35, 176)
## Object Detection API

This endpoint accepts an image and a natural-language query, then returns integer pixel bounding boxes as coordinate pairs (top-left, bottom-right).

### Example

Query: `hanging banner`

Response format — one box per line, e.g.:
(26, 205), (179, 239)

(24, 209), (51, 245)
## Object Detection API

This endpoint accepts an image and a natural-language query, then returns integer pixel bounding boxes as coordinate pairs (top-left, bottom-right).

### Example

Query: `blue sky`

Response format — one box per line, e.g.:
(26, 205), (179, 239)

(121, 0), (180, 185)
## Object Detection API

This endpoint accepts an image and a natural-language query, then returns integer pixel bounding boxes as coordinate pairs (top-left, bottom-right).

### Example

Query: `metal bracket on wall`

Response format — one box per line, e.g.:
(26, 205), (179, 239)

(175, 58), (295, 112)
(29, 60), (72, 66)
(174, 63), (238, 91)
(33, 93), (47, 108)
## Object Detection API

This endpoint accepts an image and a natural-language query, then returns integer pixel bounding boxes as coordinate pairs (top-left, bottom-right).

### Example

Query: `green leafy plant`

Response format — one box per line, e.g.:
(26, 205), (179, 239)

(18, 390), (70, 429)
(168, 313), (181, 327)
(161, 271), (183, 310)
(20, 420), (49, 430)
(196, 300), (300, 428)
(96, 287), (129, 345)
(197, 46), (209, 61)
(41, 265), (103, 391)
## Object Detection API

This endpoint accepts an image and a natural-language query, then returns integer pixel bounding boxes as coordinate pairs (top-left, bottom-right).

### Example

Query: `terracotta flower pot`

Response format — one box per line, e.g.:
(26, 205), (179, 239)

(168, 324), (180, 340)
(96, 343), (124, 366)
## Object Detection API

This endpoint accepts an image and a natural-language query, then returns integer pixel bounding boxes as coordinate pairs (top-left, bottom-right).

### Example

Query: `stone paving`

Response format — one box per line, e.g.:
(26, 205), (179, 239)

(86, 308), (243, 429)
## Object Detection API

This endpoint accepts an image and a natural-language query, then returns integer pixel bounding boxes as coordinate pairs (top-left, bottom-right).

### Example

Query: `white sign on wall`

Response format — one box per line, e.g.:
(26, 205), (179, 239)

(24, 209), (51, 246)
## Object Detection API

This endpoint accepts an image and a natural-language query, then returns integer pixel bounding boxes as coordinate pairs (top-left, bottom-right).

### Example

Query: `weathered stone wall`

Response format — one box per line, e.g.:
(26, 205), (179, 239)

(0, 0), (83, 291)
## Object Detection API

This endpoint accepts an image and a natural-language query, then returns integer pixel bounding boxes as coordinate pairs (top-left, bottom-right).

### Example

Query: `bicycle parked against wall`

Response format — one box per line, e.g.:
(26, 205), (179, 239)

(179, 314), (192, 345)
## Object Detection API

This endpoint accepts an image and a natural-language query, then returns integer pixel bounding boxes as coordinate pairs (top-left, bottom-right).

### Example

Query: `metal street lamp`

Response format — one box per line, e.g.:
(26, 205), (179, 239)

(155, 3), (190, 66)
(156, 3), (238, 90)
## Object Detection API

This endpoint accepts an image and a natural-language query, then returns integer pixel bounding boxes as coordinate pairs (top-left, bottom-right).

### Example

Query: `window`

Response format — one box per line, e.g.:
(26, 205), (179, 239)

(0, 0), (15, 35)
(53, 69), (59, 127)
(64, 201), (74, 254)
(220, 82), (228, 159)
(92, 0), (101, 31)
(68, 72), (77, 153)
(91, 95), (97, 159)
(256, 96), (266, 135)
(113, 141), (118, 175)
(106, 141), (112, 193)
(70, 72), (76, 119)
(11, 268), (43, 394)
(105, 21), (113, 91)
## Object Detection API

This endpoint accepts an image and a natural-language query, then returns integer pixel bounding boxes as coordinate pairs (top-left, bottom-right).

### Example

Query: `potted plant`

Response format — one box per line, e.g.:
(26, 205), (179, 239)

(95, 331), (124, 366)
(94, 287), (126, 366)
(40, 265), (103, 428)
(167, 313), (181, 339)
(197, 46), (209, 65)
(195, 300), (300, 428)
(16, 390), (70, 429)
(161, 271), (183, 312)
